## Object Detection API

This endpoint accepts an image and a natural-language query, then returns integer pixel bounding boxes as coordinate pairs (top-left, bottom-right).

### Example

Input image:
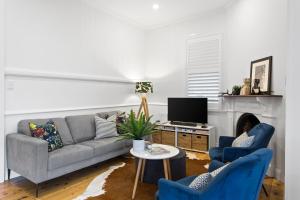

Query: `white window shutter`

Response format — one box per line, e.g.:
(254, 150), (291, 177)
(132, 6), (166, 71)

(186, 35), (222, 104)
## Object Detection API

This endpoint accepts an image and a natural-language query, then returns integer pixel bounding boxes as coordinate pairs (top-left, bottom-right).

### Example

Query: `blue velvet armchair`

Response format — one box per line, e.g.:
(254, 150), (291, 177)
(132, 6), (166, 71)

(156, 148), (273, 200)
(209, 123), (274, 162)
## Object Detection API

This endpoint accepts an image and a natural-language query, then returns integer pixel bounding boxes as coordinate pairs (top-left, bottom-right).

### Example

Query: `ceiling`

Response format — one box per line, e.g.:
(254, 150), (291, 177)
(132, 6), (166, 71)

(85, 0), (233, 29)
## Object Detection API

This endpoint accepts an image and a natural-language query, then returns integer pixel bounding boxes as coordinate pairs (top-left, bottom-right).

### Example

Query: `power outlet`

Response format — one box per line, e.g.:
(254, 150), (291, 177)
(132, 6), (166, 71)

(6, 81), (15, 90)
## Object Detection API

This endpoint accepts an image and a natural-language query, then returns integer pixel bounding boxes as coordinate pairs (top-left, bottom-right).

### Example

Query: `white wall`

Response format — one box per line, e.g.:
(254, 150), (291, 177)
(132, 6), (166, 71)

(0, 0), (5, 183)
(224, 0), (287, 94)
(145, 0), (287, 181)
(224, 0), (287, 182)
(285, 0), (300, 199)
(1, 0), (146, 181)
(145, 10), (226, 104)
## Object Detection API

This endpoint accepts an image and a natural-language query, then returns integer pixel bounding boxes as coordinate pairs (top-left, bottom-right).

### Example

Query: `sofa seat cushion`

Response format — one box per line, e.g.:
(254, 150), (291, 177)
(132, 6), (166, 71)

(66, 115), (96, 143)
(18, 118), (74, 145)
(208, 147), (223, 161)
(48, 144), (93, 170)
(80, 137), (130, 156)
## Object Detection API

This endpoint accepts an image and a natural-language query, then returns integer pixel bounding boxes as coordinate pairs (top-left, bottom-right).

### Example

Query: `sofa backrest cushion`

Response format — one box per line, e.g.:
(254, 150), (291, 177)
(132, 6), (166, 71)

(18, 118), (74, 145)
(65, 114), (96, 143)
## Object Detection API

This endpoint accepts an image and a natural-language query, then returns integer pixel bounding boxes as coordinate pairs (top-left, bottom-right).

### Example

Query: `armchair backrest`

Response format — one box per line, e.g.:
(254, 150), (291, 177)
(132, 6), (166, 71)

(248, 123), (275, 149)
(201, 148), (273, 200)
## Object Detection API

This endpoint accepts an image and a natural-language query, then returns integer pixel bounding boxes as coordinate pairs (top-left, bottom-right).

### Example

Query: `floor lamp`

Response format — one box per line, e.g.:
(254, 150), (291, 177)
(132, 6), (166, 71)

(135, 82), (153, 119)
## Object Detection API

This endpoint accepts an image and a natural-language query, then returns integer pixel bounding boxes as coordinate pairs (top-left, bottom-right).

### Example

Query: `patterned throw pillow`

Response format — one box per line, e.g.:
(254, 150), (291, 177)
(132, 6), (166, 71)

(232, 132), (255, 148)
(210, 163), (229, 177)
(189, 172), (212, 191)
(189, 163), (229, 191)
(115, 112), (126, 134)
(29, 120), (64, 152)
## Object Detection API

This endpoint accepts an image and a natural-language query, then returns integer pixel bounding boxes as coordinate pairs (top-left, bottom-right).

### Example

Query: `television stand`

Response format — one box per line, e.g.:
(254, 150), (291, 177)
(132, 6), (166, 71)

(170, 121), (197, 127)
(152, 122), (216, 152)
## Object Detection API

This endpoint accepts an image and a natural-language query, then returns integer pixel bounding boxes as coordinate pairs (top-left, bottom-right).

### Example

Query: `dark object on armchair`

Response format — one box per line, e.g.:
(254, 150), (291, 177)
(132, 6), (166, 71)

(209, 123), (274, 162)
(156, 148), (273, 200)
(236, 113), (260, 137)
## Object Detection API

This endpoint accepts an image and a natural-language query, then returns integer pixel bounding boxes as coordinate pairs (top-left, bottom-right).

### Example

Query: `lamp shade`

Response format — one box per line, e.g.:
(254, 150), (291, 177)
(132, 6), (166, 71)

(135, 82), (153, 94)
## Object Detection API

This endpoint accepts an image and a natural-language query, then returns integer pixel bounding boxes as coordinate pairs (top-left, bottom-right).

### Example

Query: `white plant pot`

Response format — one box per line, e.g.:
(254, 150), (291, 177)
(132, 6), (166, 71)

(133, 140), (145, 152)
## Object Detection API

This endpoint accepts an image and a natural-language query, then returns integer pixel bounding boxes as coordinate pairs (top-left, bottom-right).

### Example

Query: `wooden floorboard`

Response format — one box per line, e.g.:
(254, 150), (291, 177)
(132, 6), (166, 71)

(0, 154), (284, 200)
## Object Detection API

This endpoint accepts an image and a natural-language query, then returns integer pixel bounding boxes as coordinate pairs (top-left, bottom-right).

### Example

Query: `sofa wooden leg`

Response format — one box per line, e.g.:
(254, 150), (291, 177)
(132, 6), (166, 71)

(7, 169), (11, 180)
(36, 184), (39, 198)
(262, 184), (268, 197)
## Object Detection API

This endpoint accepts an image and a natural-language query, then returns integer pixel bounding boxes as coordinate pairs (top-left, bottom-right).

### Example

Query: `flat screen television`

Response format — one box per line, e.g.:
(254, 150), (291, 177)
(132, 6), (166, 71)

(168, 98), (208, 125)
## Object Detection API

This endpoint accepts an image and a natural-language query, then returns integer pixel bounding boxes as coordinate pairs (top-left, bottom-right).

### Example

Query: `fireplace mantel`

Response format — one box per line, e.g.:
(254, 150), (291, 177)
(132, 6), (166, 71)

(220, 94), (284, 118)
(218, 94), (285, 179)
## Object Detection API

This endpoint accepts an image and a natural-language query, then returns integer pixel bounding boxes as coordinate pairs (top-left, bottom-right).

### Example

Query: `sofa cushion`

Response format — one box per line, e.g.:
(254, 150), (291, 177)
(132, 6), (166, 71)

(29, 120), (64, 152)
(18, 118), (74, 145)
(80, 137), (130, 156)
(48, 144), (93, 170)
(65, 115), (96, 143)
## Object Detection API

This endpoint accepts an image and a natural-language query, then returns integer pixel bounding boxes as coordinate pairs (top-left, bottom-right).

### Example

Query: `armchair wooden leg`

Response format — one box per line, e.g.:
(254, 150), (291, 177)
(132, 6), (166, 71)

(7, 169), (11, 180)
(36, 183), (39, 198)
(262, 184), (268, 197)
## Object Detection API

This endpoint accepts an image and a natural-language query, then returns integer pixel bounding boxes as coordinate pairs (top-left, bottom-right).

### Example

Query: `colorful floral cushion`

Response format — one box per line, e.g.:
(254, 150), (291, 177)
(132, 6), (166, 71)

(115, 112), (126, 134)
(29, 120), (64, 152)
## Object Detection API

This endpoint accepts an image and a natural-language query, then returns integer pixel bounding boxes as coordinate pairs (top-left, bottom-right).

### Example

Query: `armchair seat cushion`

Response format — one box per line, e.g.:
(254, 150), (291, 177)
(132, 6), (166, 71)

(209, 147), (223, 161)
(80, 137), (130, 156)
(48, 144), (93, 170)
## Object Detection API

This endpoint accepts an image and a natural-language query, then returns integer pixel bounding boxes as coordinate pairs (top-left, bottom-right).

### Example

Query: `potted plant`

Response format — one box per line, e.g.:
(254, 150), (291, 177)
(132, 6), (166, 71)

(232, 85), (242, 95)
(118, 110), (157, 152)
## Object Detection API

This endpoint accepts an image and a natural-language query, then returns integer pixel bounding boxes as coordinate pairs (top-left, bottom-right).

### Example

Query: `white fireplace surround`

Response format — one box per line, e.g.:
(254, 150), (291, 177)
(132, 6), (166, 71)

(149, 96), (285, 181)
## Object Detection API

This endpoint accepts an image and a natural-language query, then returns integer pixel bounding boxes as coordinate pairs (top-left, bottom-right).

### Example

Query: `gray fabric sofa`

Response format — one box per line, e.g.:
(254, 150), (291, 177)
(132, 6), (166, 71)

(6, 111), (131, 195)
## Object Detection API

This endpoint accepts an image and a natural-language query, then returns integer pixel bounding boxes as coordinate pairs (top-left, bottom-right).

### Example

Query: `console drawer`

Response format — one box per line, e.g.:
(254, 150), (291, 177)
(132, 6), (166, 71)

(192, 134), (208, 151)
(161, 131), (175, 146)
(178, 133), (192, 149)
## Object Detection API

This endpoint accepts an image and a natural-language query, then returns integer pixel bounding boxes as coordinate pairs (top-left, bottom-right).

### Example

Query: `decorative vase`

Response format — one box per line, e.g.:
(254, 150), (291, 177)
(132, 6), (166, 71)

(240, 78), (251, 95)
(133, 140), (145, 152)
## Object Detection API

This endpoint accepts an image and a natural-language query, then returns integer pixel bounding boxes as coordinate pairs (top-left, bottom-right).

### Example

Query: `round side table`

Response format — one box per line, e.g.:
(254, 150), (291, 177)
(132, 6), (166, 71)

(130, 144), (179, 200)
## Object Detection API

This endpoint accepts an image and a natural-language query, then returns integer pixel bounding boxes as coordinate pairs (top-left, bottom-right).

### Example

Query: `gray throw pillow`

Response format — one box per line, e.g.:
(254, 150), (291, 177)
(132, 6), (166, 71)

(232, 132), (255, 148)
(94, 116), (118, 140)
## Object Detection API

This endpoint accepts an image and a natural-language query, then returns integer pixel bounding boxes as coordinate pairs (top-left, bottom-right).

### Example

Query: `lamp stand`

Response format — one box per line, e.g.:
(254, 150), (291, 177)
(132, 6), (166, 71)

(137, 95), (149, 119)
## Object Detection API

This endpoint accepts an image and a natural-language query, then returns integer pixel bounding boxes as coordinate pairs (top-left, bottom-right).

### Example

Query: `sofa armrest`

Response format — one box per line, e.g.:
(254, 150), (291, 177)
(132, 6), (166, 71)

(219, 136), (235, 148)
(223, 147), (256, 162)
(158, 179), (202, 200)
(6, 133), (48, 183)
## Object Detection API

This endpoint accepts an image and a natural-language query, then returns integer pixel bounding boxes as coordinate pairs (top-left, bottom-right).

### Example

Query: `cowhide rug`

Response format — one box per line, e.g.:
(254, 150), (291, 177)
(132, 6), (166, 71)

(75, 153), (210, 200)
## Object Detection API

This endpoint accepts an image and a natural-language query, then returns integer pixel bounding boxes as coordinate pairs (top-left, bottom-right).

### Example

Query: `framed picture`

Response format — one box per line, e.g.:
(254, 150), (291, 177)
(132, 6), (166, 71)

(250, 56), (272, 95)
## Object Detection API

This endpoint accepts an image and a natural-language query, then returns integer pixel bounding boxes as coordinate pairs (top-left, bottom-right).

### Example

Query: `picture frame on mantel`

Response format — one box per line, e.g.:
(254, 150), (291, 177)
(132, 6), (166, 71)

(250, 56), (272, 95)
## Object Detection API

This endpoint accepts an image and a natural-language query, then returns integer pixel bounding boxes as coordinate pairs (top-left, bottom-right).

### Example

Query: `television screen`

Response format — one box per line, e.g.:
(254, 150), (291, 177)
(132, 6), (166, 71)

(168, 98), (208, 124)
